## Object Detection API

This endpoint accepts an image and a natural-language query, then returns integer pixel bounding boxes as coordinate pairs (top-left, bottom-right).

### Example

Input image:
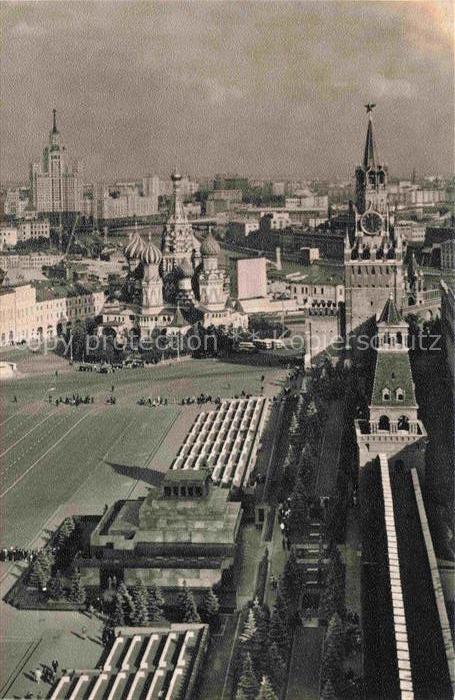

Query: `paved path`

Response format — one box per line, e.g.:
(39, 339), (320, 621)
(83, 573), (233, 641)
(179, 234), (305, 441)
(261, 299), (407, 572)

(264, 511), (288, 610)
(314, 399), (344, 498)
(343, 506), (362, 621)
(285, 626), (324, 700)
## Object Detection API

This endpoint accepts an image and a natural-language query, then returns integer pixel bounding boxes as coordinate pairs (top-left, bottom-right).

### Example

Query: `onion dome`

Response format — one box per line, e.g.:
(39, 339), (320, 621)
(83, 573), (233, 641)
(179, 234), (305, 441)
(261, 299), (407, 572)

(124, 231), (144, 260)
(175, 258), (194, 279)
(201, 232), (220, 257)
(140, 237), (162, 266)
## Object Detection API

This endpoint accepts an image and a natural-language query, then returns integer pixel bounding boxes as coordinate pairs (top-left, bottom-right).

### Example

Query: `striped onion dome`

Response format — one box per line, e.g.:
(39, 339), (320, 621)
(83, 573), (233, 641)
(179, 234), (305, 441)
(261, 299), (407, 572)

(124, 230), (145, 260)
(140, 238), (162, 266)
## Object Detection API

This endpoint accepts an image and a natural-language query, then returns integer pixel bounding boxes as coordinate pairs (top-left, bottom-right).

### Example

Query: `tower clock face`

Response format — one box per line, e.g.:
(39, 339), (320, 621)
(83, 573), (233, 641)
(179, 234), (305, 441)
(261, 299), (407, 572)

(361, 211), (383, 235)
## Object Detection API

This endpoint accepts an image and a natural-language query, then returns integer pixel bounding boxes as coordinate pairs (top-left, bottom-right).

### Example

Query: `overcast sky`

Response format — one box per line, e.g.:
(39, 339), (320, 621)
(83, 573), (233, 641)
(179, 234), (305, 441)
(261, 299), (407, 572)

(1, 1), (453, 183)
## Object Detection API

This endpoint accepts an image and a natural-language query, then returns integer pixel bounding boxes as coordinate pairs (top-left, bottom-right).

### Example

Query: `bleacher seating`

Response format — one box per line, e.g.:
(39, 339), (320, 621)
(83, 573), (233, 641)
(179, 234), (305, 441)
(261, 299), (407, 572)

(49, 624), (208, 700)
(170, 397), (269, 488)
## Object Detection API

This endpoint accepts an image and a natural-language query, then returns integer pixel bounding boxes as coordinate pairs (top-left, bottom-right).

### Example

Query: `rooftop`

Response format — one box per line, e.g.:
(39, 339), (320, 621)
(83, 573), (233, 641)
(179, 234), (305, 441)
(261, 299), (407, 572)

(378, 295), (404, 325)
(371, 352), (416, 407)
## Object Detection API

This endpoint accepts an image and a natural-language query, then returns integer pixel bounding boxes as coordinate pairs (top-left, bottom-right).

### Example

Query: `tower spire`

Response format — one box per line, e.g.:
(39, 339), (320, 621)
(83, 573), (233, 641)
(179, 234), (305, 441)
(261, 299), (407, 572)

(52, 108), (58, 134)
(363, 103), (378, 169)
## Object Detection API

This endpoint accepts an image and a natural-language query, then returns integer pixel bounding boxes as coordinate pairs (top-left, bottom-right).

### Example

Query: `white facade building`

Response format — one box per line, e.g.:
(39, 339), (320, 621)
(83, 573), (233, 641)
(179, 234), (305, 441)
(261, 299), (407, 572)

(4, 188), (30, 218)
(394, 220), (426, 244)
(0, 283), (104, 345)
(0, 226), (18, 250)
(17, 218), (50, 242)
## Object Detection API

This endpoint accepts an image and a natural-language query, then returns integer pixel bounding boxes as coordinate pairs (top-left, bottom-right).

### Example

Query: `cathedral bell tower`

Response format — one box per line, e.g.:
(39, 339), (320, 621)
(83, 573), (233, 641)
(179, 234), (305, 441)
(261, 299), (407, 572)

(344, 105), (405, 337)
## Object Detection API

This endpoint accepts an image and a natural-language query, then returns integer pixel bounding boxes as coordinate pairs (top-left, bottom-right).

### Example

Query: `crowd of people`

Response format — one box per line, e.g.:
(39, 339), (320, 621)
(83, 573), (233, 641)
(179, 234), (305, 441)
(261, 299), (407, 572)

(33, 659), (59, 687)
(50, 393), (94, 406)
(278, 498), (292, 550)
(137, 396), (169, 407)
(0, 546), (38, 563)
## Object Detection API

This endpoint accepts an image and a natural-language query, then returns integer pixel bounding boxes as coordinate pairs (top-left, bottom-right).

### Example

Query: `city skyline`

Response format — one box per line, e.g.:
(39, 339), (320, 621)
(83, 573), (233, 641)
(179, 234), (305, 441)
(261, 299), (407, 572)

(1, 1), (454, 183)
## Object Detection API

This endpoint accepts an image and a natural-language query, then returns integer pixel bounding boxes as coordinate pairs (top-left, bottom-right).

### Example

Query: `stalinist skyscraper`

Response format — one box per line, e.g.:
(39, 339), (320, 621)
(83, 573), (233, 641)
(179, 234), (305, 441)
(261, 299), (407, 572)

(30, 110), (82, 219)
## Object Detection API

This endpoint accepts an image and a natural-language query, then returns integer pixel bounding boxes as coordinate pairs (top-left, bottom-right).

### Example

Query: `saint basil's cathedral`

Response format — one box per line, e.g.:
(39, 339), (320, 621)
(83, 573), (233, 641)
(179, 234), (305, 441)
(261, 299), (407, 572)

(101, 171), (246, 337)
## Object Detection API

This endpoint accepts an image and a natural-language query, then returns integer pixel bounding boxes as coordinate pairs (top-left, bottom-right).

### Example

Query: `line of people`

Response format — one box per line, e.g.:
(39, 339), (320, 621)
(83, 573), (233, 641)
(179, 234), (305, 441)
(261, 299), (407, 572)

(1, 546), (38, 563)
(278, 498), (292, 550)
(51, 394), (94, 406)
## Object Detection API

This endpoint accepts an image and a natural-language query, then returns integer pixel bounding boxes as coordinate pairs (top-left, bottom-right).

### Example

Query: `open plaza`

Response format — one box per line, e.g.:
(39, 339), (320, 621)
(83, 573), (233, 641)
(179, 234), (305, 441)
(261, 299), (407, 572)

(0, 347), (290, 698)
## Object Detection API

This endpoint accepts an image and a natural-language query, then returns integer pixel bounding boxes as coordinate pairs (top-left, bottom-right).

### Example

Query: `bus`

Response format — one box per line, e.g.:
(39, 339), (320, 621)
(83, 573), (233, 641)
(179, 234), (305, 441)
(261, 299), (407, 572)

(237, 341), (257, 353)
(254, 338), (286, 351)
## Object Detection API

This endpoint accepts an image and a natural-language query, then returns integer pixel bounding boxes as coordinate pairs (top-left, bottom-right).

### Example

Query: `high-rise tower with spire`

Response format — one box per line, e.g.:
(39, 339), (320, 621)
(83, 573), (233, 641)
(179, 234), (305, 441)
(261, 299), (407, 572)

(30, 110), (82, 218)
(344, 105), (405, 337)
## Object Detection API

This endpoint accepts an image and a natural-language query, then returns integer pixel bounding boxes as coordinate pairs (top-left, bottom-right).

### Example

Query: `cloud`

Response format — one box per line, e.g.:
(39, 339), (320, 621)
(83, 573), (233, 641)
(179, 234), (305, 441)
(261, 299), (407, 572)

(369, 76), (417, 100)
(10, 20), (44, 37)
(0, 1), (453, 180)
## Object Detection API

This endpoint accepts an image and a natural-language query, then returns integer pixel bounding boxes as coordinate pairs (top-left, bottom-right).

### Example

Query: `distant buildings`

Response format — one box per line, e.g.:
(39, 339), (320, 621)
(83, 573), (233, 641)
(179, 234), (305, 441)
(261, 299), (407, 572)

(0, 252), (63, 270)
(206, 189), (243, 217)
(0, 281), (104, 345)
(0, 225), (18, 250)
(30, 110), (82, 217)
(441, 238), (455, 272)
(0, 216), (50, 250)
(394, 219), (426, 244)
(3, 187), (30, 218)
(94, 184), (158, 221)
(17, 217), (50, 242)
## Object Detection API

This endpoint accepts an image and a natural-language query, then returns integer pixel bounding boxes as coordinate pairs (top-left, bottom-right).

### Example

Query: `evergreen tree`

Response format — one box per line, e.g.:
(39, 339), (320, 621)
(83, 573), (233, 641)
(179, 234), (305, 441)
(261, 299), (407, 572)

(283, 549), (302, 596)
(199, 589), (220, 625)
(325, 564), (344, 618)
(237, 652), (260, 700)
(240, 608), (257, 643)
(37, 548), (55, 573)
(268, 602), (289, 655)
(321, 636), (342, 687)
(288, 477), (308, 535)
(29, 558), (50, 589)
(147, 584), (165, 622)
(57, 516), (76, 545)
(69, 569), (87, 606)
(256, 676), (278, 700)
(235, 689), (248, 700)
(318, 582), (336, 623)
(131, 582), (149, 625)
(116, 582), (136, 623)
(47, 570), (65, 599)
(326, 613), (344, 659)
(251, 603), (270, 675)
(289, 414), (299, 434)
(267, 643), (286, 692)
(111, 593), (125, 626)
(177, 586), (200, 623)
(320, 679), (337, 700)
(275, 583), (291, 622)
